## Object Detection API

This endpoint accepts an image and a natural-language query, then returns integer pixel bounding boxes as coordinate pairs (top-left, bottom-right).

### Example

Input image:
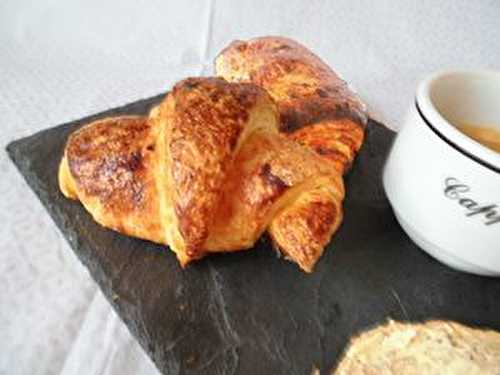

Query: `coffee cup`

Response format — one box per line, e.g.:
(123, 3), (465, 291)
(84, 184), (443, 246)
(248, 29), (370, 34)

(383, 70), (500, 276)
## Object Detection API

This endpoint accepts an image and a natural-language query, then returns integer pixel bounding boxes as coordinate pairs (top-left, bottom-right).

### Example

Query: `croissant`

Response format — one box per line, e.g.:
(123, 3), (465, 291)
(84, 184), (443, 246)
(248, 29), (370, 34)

(59, 77), (345, 272)
(215, 36), (367, 173)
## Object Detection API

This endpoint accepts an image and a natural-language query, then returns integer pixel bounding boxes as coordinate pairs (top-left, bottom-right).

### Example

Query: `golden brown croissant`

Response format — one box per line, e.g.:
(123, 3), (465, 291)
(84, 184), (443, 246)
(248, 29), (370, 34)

(60, 77), (344, 271)
(215, 36), (367, 174)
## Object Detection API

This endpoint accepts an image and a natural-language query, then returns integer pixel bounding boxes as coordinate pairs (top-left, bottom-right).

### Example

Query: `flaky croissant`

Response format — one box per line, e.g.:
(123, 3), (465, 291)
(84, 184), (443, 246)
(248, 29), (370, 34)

(59, 77), (345, 272)
(215, 36), (367, 174)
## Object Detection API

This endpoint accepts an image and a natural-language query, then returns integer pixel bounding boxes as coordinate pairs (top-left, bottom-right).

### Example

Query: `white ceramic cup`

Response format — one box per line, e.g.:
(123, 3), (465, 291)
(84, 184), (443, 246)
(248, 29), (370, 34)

(383, 70), (500, 276)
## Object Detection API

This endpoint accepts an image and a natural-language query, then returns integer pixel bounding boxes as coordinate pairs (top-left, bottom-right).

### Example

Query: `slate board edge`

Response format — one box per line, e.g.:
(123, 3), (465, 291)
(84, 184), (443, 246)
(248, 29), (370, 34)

(5, 94), (171, 374)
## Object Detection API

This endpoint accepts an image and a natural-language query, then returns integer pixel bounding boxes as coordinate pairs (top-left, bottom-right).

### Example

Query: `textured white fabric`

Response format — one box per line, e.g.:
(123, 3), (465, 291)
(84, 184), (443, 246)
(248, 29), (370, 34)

(1, 1), (498, 374)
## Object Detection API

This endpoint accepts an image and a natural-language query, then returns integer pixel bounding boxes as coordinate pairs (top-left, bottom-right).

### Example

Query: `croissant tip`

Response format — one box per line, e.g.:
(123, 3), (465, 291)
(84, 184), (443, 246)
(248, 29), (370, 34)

(175, 248), (208, 269)
(299, 265), (315, 273)
(177, 256), (191, 269)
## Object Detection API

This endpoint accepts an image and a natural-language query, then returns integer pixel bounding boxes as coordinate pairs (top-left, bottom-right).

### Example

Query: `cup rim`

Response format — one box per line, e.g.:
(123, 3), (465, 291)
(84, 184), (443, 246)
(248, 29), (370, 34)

(416, 69), (500, 173)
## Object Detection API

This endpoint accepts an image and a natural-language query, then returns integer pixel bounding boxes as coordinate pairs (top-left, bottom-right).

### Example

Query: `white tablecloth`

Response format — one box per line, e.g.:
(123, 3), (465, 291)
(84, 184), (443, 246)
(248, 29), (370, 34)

(1, 1), (498, 374)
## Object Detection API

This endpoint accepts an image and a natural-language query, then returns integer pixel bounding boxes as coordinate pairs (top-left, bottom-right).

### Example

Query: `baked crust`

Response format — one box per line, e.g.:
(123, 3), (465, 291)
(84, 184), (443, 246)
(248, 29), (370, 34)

(216, 36), (367, 173)
(334, 320), (500, 374)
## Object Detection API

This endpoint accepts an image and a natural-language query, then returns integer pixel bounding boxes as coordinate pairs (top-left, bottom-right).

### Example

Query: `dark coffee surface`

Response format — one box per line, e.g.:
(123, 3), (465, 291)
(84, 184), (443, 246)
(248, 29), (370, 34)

(7, 95), (500, 375)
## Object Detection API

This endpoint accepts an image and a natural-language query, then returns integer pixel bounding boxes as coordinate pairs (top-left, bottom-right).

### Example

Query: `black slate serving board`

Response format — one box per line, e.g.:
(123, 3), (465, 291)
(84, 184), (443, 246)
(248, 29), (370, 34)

(7, 95), (500, 375)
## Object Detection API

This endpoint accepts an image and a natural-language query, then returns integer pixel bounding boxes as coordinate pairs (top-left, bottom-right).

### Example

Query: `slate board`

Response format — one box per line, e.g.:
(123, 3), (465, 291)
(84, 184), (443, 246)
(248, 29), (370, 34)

(7, 95), (500, 375)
